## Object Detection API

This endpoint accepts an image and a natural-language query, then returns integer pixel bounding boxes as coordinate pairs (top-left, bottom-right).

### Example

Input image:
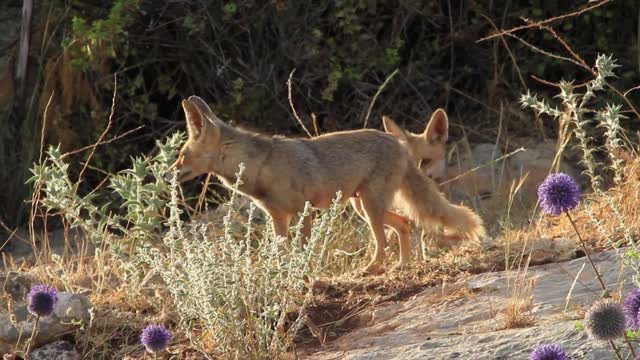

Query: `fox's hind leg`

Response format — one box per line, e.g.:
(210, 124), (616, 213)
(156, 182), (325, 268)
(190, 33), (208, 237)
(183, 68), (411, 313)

(350, 198), (387, 250)
(384, 212), (412, 270)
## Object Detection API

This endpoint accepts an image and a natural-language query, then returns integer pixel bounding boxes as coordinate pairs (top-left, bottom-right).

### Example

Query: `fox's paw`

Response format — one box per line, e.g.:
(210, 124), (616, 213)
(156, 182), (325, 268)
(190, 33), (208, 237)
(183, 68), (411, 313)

(390, 261), (411, 273)
(358, 262), (385, 277)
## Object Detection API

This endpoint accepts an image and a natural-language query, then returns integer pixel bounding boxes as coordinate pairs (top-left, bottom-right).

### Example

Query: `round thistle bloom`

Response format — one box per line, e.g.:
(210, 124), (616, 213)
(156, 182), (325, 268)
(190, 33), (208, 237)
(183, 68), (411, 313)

(27, 285), (58, 317)
(529, 343), (568, 360)
(141, 324), (171, 353)
(624, 288), (640, 330)
(537, 173), (581, 216)
(585, 299), (626, 341)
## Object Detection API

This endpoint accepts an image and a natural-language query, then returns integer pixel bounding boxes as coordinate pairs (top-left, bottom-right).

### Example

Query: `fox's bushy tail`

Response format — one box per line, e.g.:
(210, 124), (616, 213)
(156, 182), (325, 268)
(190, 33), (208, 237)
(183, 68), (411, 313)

(396, 165), (486, 242)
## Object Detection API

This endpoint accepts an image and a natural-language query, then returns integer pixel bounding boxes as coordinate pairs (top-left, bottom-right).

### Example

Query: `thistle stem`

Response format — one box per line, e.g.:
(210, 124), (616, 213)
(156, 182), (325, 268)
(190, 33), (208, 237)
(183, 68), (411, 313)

(565, 212), (608, 294)
(566, 212), (624, 358)
(609, 340), (623, 360)
(24, 315), (40, 360)
(624, 336), (637, 358)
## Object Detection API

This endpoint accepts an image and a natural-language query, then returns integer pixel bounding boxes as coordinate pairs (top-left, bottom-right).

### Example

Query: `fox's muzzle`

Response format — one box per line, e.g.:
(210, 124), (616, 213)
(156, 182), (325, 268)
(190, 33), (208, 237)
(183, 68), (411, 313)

(165, 156), (193, 183)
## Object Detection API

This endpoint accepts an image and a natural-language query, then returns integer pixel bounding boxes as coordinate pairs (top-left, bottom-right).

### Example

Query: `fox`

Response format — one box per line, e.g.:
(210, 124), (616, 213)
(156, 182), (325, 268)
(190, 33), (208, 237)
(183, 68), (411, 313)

(381, 109), (449, 183)
(169, 95), (486, 275)
(382, 109), (489, 250)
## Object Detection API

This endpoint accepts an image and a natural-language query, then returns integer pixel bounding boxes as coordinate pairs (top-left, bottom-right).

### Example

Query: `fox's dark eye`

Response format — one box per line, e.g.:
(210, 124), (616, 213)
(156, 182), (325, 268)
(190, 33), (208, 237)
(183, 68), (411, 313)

(419, 158), (432, 168)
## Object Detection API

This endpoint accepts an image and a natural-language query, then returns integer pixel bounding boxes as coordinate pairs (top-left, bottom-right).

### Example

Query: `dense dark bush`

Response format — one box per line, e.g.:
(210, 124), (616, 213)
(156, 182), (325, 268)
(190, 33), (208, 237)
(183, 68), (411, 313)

(0, 0), (638, 228)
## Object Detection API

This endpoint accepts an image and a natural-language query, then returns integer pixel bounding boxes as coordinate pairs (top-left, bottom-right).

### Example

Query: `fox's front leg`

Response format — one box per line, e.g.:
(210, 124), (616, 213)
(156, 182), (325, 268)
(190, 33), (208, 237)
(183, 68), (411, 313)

(352, 194), (388, 276)
(351, 198), (411, 271)
(267, 209), (292, 244)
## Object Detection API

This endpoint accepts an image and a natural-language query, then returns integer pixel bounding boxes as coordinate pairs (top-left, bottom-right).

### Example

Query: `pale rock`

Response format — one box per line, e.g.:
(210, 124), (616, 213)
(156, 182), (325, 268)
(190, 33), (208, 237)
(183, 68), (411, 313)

(0, 293), (92, 354)
(30, 340), (81, 360)
(305, 248), (632, 359)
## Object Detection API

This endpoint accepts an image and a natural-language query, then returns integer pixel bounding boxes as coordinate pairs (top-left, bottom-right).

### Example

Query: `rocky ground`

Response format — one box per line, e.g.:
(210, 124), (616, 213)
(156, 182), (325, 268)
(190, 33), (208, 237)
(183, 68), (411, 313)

(0, 140), (623, 359)
(302, 249), (631, 359)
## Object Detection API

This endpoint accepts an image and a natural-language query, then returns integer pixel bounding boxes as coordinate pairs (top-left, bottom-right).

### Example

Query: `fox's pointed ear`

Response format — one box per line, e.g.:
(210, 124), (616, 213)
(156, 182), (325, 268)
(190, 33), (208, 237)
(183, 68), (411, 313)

(383, 115), (407, 142)
(424, 108), (448, 143)
(182, 99), (207, 140)
(187, 95), (223, 125)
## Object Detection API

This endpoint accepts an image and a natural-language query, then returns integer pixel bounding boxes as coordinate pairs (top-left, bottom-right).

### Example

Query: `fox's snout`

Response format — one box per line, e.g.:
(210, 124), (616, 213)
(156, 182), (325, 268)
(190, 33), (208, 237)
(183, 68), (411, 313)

(425, 159), (447, 183)
(165, 156), (194, 183)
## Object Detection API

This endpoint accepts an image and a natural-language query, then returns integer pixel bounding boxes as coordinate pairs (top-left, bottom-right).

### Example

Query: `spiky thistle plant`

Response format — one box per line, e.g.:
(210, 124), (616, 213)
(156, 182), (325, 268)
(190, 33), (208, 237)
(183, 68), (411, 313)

(25, 285), (59, 357)
(537, 173), (608, 293)
(529, 343), (568, 360)
(585, 299), (627, 359)
(141, 324), (172, 358)
(624, 289), (640, 331)
(520, 54), (625, 192)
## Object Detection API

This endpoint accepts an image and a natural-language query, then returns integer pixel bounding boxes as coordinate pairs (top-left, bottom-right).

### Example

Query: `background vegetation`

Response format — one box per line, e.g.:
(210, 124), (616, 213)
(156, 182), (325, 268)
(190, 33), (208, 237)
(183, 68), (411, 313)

(1, 1), (640, 358)
(1, 0), (638, 231)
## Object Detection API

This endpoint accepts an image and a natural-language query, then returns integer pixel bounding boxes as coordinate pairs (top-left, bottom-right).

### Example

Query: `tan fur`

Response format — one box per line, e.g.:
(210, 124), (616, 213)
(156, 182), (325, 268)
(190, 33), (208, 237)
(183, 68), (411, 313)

(383, 109), (489, 249)
(382, 109), (449, 183)
(170, 96), (486, 275)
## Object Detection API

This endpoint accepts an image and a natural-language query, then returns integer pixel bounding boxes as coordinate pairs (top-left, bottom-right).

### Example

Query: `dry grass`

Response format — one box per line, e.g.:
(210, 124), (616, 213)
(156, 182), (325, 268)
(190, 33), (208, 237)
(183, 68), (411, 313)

(502, 268), (537, 329)
(4, 152), (639, 358)
(5, 68), (640, 358)
(526, 155), (640, 250)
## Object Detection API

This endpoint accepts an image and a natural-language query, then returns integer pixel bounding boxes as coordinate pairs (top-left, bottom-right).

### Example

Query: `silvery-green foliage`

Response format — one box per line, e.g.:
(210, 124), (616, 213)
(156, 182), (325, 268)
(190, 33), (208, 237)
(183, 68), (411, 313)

(29, 132), (184, 255)
(597, 104), (627, 185)
(519, 54), (627, 191)
(30, 131), (341, 358)
(585, 196), (640, 287)
(135, 164), (342, 358)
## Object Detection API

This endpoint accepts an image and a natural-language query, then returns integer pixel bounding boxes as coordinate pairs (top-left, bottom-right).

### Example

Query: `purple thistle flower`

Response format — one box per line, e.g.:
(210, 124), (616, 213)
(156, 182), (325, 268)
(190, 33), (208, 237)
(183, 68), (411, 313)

(141, 324), (171, 353)
(537, 173), (581, 216)
(529, 343), (568, 360)
(27, 285), (58, 317)
(624, 288), (640, 330)
(585, 299), (626, 341)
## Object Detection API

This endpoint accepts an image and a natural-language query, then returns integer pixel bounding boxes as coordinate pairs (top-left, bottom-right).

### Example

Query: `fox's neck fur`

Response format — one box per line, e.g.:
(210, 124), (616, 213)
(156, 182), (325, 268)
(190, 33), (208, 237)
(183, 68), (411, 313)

(213, 123), (275, 194)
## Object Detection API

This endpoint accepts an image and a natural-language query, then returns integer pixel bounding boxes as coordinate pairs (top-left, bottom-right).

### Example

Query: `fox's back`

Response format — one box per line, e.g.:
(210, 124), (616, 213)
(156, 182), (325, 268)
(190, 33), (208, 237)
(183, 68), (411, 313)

(305, 129), (406, 165)
(277, 129), (407, 169)
(266, 129), (409, 195)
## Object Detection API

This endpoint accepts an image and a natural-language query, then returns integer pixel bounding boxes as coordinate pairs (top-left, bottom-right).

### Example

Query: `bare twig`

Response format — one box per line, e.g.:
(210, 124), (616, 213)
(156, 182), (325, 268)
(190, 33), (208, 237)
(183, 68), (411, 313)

(478, 13), (526, 88)
(61, 125), (144, 159)
(477, 0), (612, 42)
(530, 75), (590, 89)
(605, 83), (640, 121)
(363, 68), (399, 128)
(0, 222), (23, 253)
(287, 69), (312, 138)
(39, 91), (55, 163)
(624, 337), (637, 358)
(623, 85), (640, 97)
(28, 90), (55, 262)
(504, 33), (590, 71)
(608, 339), (623, 360)
(514, 15), (640, 120)
(531, 22), (589, 69)
(440, 147), (526, 186)
(24, 315), (40, 359)
(76, 74), (117, 184)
